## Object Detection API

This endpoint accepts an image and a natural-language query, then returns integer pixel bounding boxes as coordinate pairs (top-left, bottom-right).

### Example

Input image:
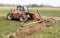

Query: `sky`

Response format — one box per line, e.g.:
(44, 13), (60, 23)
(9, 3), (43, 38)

(0, 0), (60, 7)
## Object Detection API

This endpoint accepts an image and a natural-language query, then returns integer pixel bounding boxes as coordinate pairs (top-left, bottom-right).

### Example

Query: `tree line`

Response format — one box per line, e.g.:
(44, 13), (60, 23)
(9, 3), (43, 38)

(0, 3), (59, 7)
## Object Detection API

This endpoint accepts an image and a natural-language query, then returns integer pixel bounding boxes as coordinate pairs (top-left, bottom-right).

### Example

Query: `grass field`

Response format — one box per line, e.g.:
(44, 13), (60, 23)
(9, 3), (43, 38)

(0, 7), (60, 38)
(29, 7), (60, 17)
(0, 17), (21, 38)
(0, 7), (15, 15)
(0, 7), (60, 17)
(0, 17), (60, 38)
(29, 22), (60, 38)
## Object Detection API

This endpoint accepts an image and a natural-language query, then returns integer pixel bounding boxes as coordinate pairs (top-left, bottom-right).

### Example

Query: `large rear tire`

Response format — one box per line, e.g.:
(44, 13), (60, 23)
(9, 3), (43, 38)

(7, 13), (12, 20)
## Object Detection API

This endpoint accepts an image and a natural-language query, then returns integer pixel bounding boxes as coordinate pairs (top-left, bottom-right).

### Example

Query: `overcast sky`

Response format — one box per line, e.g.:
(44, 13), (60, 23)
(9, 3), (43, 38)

(0, 0), (60, 7)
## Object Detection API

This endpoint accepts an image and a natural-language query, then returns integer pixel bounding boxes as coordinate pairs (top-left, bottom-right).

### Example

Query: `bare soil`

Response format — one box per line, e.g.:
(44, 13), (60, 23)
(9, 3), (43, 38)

(0, 15), (6, 17)
(42, 16), (60, 20)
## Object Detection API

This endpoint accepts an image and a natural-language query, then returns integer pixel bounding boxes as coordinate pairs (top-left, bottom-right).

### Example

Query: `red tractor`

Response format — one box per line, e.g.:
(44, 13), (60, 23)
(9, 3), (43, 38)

(7, 6), (39, 22)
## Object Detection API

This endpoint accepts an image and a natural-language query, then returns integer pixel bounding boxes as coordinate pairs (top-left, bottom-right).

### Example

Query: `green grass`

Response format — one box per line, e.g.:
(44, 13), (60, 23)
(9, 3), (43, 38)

(0, 7), (15, 15)
(0, 17), (21, 36)
(29, 7), (60, 10)
(29, 23), (60, 38)
(40, 10), (60, 17)
(0, 7), (60, 38)
(0, 7), (60, 17)
(0, 10), (9, 15)
(0, 16), (60, 38)
(29, 7), (60, 17)
(0, 16), (33, 38)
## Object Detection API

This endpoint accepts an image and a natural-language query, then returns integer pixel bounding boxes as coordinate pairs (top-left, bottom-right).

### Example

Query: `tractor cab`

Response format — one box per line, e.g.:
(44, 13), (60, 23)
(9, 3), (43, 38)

(17, 6), (29, 12)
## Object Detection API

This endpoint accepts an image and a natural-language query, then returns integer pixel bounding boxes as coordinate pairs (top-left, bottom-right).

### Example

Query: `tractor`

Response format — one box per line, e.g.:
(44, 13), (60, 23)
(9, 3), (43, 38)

(6, 6), (56, 38)
(7, 6), (56, 26)
(7, 6), (39, 22)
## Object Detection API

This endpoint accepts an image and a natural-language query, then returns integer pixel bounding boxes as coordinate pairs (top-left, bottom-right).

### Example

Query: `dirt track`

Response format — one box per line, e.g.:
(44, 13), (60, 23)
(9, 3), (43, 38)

(0, 15), (60, 20)
(0, 15), (6, 17)
(42, 16), (60, 20)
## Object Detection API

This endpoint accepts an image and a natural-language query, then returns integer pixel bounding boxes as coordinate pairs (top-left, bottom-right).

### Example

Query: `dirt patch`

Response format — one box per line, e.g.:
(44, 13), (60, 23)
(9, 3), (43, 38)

(0, 15), (6, 17)
(42, 16), (60, 20)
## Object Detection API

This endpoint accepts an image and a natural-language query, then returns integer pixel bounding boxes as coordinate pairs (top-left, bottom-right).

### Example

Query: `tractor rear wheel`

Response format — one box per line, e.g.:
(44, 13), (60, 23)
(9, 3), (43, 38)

(7, 13), (12, 20)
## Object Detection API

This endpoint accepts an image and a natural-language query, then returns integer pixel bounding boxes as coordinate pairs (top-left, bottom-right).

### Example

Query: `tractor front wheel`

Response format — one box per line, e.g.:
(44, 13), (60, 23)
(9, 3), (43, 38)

(19, 15), (28, 22)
